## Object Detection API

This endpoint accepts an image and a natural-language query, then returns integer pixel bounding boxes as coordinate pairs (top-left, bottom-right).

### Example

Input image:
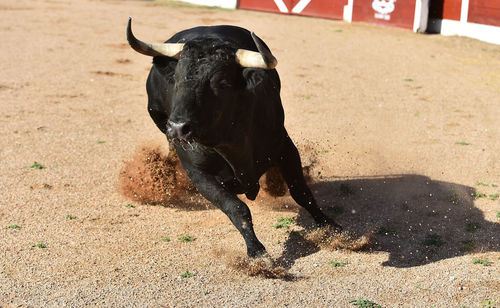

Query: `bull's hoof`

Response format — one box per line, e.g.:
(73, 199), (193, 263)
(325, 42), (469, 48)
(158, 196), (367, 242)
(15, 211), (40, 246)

(316, 216), (342, 233)
(247, 244), (268, 259)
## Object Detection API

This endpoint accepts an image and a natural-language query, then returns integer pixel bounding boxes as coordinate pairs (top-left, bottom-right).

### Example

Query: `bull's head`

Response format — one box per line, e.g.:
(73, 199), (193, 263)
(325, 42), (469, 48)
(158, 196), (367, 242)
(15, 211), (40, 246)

(127, 18), (278, 146)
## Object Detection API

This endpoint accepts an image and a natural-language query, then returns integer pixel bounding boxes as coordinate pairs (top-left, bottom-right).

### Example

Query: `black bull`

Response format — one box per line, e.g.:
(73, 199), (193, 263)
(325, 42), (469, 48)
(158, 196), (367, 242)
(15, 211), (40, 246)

(127, 19), (341, 257)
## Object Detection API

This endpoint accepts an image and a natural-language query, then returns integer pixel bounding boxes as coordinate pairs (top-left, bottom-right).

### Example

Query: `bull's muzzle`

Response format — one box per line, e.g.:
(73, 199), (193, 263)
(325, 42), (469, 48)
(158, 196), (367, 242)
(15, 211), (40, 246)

(166, 120), (193, 141)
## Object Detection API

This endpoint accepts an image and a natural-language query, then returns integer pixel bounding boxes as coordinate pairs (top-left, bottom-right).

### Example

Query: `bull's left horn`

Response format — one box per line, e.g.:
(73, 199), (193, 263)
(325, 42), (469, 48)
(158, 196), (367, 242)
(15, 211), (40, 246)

(235, 32), (277, 69)
(126, 18), (184, 58)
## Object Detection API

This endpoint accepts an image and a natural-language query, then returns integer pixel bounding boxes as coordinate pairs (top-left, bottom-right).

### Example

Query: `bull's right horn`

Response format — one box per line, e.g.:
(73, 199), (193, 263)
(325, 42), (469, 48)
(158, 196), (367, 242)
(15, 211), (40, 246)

(235, 32), (277, 70)
(126, 18), (184, 58)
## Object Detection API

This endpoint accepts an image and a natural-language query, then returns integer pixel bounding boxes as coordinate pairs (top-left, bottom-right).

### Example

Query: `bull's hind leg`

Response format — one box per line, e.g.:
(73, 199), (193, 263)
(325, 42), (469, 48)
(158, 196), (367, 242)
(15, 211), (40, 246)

(185, 169), (267, 258)
(277, 137), (342, 230)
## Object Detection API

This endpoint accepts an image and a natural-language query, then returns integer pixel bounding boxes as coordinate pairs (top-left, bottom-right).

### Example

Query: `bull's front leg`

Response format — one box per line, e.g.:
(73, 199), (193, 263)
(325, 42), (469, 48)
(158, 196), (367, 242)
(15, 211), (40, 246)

(185, 168), (267, 258)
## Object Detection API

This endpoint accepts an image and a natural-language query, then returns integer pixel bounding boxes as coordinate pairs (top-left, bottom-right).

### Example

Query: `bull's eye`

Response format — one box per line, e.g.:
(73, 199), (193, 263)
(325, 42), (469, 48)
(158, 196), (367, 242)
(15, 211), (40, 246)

(210, 73), (232, 95)
(218, 79), (231, 89)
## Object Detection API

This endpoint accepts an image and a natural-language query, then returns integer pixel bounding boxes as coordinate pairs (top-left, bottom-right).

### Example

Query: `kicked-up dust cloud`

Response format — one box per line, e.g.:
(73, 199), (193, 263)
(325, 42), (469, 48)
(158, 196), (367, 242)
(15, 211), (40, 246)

(118, 142), (198, 206)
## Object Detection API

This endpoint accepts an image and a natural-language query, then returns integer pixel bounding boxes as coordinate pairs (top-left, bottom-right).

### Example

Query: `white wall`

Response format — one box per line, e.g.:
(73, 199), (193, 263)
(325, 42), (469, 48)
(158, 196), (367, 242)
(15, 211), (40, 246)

(178, 0), (237, 9)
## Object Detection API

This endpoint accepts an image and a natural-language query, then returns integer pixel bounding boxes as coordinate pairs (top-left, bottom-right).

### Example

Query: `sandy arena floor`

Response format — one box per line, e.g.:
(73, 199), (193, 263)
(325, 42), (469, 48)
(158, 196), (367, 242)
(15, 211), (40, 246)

(0, 0), (499, 306)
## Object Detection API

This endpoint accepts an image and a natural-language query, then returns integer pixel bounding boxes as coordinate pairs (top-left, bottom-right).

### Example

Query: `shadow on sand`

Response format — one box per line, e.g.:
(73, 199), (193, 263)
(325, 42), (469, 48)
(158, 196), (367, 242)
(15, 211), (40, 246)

(277, 174), (499, 268)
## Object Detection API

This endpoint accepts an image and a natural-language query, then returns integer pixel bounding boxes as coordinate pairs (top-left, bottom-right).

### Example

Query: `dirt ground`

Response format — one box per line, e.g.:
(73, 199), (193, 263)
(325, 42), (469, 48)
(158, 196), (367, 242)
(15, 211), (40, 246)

(1, 0), (499, 306)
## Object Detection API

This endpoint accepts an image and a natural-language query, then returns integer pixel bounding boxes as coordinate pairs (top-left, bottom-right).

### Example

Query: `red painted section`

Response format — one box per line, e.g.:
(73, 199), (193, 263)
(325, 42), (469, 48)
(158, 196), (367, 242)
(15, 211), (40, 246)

(442, 0), (461, 20)
(238, 0), (345, 20)
(468, 0), (500, 27)
(352, 0), (416, 29)
(238, 0), (292, 14)
(430, 0), (461, 20)
(294, 0), (346, 19)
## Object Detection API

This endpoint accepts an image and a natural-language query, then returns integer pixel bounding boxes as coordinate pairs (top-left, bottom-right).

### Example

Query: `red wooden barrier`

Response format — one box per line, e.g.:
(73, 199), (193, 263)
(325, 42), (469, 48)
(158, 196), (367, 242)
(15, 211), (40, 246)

(351, 0), (417, 30)
(238, 0), (289, 14)
(468, 0), (500, 27)
(236, 0), (499, 44)
(238, 0), (345, 20)
(443, 0), (461, 20)
(298, 0), (346, 19)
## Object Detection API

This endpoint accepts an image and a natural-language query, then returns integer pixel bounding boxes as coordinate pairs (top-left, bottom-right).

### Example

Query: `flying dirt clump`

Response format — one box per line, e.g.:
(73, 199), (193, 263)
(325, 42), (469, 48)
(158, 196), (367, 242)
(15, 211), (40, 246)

(259, 144), (319, 197)
(229, 255), (290, 279)
(260, 166), (287, 197)
(305, 226), (375, 251)
(118, 142), (321, 204)
(118, 142), (199, 206)
(213, 248), (290, 279)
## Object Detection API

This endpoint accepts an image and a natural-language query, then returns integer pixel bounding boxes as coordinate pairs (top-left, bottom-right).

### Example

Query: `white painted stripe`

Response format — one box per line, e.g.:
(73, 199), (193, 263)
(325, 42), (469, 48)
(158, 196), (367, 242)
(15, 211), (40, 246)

(178, 0), (237, 9)
(439, 19), (461, 36)
(273, 0), (289, 13)
(413, 0), (422, 32)
(291, 0), (312, 13)
(460, 0), (469, 23)
(461, 21), (500, 45)
(343, 0), (354, 22)
(440, 19), (500, 45)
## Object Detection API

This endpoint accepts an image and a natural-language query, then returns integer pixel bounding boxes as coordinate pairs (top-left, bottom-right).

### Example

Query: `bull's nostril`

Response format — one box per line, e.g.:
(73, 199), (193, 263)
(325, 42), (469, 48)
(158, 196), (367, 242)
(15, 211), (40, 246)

(181, 123), (191, 136)
(167, 120), (192, 139)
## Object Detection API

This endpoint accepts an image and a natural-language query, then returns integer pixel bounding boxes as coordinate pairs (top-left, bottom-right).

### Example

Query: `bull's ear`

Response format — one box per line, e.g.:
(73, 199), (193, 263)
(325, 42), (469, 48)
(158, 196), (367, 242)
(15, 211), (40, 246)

(242, 69), (280, 100)
(242, 69), (265, 92)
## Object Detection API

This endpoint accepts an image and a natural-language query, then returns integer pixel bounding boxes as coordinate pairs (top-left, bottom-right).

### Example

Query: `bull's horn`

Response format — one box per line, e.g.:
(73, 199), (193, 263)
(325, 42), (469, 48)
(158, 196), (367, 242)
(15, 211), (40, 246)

(126, 18), (184, 58)
(235, 32), (277, 69)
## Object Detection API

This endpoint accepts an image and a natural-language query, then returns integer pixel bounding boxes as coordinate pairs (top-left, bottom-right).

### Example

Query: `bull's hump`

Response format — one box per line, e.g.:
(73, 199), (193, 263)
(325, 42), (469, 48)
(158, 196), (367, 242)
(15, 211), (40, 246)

(166, 25), (257, 51)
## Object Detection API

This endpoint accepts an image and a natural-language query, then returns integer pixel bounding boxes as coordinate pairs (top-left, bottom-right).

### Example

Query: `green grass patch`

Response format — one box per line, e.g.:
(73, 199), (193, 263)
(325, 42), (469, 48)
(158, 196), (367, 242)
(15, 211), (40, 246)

(30, 161), (45, 169)
(32, 243), (47, 248)
(488, 193), (499, 201)
(96, 140), (106, 144)
(423, 234), (444, 247)
(334, 29), (343, 32)
(475, 192), (487, 199)
(178, 235), (196, 243)
(8, 224), (21, 230)
(472, 258), (490, 266)
(65, 215), (77, 220)
(180, 270), (195, 278)
(496, 212), (500, 219)
(482, 299), (497, 308)
(317, 149), (329, 153)
(273, 217), (295, 229)
(350, 298), (382, 308)
(460, 240), (475, 252)
(160, 236), (170, 242)
(448, 189), (461, 203)
(227, 228), (237, 233)
(466, 222), (480, 232)
(124, 203), (135, 208)
(403, 78), (414, 82)
(377, 226), (396, 236)
(476, 182), (489, 186)
(329, 260), (347, 267)
(491, 184), (498, 188)
(455, 141), (471, 146)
